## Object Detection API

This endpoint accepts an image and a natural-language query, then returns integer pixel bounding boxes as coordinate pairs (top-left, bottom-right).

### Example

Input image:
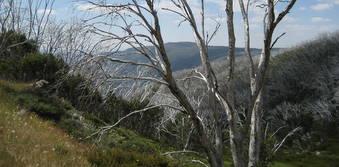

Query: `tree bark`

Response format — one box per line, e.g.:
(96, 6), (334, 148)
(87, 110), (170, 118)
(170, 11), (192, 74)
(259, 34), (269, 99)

(225, 0), (246, 166)
(248, 91), (263, 167)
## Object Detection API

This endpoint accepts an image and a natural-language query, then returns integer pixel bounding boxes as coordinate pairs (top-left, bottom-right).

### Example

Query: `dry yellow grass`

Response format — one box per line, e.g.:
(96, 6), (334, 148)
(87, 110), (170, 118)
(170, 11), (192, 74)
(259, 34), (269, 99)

(0, 80), (91, 167)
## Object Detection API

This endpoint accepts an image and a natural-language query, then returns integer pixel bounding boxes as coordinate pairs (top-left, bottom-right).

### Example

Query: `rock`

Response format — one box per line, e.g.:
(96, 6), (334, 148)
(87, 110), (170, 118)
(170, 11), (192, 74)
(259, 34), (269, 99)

(17, 108), (28, 116)
(33, 80), (49, 88)
(315, 151), (321, 156)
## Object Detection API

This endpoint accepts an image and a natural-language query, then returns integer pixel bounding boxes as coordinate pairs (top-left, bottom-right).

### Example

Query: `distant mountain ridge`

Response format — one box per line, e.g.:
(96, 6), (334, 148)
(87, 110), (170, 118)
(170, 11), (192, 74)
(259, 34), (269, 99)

(103, 42), (284, 71)
(113, 42), (283, 71)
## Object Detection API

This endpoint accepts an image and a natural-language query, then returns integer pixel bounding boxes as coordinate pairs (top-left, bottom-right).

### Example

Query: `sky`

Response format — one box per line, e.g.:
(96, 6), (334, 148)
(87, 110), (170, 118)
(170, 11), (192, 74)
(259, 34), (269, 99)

(50, 0), (339, 48)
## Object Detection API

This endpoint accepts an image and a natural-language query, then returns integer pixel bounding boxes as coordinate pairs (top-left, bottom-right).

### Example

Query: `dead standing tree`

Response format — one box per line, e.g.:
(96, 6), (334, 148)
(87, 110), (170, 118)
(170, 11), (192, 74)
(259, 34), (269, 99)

(237, 1), (297, 166)
(85, 0), (297, 167)
(0, 0), (55, 53)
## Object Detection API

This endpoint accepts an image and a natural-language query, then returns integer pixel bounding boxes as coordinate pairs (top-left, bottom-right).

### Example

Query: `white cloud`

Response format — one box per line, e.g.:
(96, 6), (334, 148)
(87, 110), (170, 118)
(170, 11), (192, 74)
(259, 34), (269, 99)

(299, 7), (306, 11)
(158, 0), (201, 16)
(75, 3), (109, 13)
(283, 23), (337, 34)
(311, 17), (331, 23)
(284, 16), (298, 23)
(76, 3), (96, 11)
(310, 3), (333, 11)
(37, 9), (56, 15)
(335, 0), (339, 5)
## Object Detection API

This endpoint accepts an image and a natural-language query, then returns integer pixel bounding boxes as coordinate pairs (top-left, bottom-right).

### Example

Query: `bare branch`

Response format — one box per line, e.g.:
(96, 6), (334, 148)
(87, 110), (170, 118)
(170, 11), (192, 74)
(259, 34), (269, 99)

(191, 160), (209, 167)
(273, 0), (297, 27)
(162, 150), (200, 156)
(86, 104), (187, 139)
(271, 32), (286, 49)
(272, 127), (302, 154)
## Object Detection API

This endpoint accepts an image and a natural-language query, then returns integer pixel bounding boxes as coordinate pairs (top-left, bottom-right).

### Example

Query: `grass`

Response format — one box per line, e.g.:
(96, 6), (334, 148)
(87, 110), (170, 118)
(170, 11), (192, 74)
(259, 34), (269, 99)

(271, 139), (339, 167)
(0, 80), (91, 167)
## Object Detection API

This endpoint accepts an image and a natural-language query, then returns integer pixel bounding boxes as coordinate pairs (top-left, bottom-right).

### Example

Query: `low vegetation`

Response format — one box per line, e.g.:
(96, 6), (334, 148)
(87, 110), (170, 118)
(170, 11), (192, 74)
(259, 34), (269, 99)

(0, 80), (198, 167)
(0, 80), (90, 166)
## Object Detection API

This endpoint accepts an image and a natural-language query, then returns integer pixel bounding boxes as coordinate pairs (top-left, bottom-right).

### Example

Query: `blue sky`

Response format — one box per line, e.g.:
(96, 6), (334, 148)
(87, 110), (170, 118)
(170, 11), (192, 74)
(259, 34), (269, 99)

(51, 0), (339, 48)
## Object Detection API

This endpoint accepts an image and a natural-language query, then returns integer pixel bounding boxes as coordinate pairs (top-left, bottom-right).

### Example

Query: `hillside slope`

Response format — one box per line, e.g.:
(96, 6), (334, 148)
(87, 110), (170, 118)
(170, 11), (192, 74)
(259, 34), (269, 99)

(0, 81), (90, 167)
(0, 80), (198, 167)
(152, 32), (339, 166)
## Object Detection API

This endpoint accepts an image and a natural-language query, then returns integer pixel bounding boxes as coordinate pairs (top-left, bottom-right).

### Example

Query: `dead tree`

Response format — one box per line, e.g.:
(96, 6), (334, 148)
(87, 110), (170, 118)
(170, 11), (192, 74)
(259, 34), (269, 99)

(84, 0), (297, 167)
(0, 0), (55, 52)
(236, 1), (297, 166)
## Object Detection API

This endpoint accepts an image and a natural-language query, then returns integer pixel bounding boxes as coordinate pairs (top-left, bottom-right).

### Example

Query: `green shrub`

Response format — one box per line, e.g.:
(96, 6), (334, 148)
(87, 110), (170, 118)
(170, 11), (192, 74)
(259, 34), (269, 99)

(0, 59), (22, 79)
(88, 148), (177, 167)
(31, 101), (64, 119)
(0, 31), (66, 81)
(20, 53), (66, 81)
(59, 118), (88, 138)
(101, 96), (163, 139)
(0, 31), (38, 80)
(15, 93), (66, 121)
(0, 30), (37, 59)
(91, 128), (162, 155)
(55, 74), (103, 113)
(0, 51), (66, 81)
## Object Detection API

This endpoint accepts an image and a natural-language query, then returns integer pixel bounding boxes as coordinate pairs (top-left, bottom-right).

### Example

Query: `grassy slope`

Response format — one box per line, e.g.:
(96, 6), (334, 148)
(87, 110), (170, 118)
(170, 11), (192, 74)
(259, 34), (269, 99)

(0, 80), (196, 167)
(0, 80), (91, 167)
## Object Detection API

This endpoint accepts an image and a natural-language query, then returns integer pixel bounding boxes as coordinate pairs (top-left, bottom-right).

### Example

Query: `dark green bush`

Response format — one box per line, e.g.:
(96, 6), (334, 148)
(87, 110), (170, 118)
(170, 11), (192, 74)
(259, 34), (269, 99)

(59, 118), (88, 138)
(0, 31), (37, 80)
(0, 59), (22, 79)
(20, 53), (66, 81)
(1, 53), (66, 81)
(0, 30), (37, 59)
(0, 31), (66, 81)
(55, 74), (103, 113)
(15, 93), (66, 121)
(100, 95), (163, 139)
(88, 148), (177, 167)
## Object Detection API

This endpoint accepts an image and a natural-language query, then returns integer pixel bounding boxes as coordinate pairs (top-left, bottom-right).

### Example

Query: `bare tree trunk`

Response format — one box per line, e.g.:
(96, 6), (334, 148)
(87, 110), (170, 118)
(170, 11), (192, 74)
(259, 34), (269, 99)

(151, 3), (223, 165)
(225, 1), (246, 166)
(248, 1), (296, 165)
(238, 0), (255, 122)
(222, 101), (246, 167)
(172, 1), (225, 166)
(248, 91), (263, 167)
